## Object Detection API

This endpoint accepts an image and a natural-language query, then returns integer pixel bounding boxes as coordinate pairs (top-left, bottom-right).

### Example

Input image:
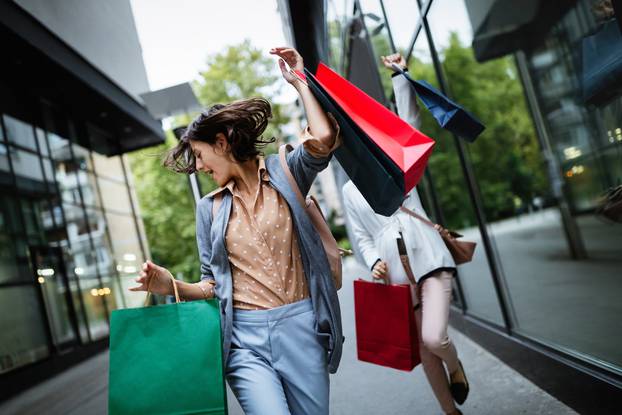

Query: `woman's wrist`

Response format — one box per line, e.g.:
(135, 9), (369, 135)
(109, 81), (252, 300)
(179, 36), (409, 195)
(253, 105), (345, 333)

(293, 82), (310, 95)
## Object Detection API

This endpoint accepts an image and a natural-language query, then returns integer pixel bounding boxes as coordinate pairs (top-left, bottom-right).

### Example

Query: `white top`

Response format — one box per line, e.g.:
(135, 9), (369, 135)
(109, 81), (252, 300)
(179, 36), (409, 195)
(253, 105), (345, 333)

(342, 72), (455, 283)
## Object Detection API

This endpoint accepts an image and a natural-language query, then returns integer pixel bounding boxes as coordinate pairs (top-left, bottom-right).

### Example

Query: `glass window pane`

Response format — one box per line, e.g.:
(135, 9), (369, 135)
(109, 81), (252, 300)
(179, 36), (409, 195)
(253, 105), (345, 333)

(85, 207), (118, 277)
(100, 276), (120, 311)
(0, 203), (31, 284)
(36, 127), (49, 156)
(0, 143), (9, 180)
(382, 0), (421, 52)
(78, 277), (109, 340)
(513, 0), (622, 369)
(48, 132), (71, 162)
(2, 114), (37, 150)
(359, 0), (395, 99)
(0, 286), (50, 374)
(41, 157), (54, 185)
(434, 0), (622, 370)
(9, 146), (44, 184)
(67, 278), (90, 342)
(426, 0), (473, 52)
(98, 177), (133, 214)
(92, 153), (125, 182)
(418, 7), (504, 325)
(33, 248), (78, 347)
(106, 211), (145, 307)
(78, 171), (102, 208)
(71, 142), (92, 172)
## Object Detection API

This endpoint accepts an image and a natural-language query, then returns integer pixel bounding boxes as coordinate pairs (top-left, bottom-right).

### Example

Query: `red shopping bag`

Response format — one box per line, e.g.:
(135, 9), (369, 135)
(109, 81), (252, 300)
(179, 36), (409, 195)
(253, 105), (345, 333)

(315, 63), (435, 192)
(353, 279), (420, 371)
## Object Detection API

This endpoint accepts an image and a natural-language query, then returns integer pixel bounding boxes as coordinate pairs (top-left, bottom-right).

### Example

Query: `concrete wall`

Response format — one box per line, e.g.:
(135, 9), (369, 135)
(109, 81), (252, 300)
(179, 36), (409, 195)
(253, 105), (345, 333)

(14, 0), (150, 101)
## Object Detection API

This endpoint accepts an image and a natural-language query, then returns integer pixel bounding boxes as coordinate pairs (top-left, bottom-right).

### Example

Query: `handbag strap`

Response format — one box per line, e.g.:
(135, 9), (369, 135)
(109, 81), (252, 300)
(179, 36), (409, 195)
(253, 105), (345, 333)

(399, 206), (436, 228)
(397, 235), (417, 285)
(144, 270), (181, 306)
(278, 144), (307, 208)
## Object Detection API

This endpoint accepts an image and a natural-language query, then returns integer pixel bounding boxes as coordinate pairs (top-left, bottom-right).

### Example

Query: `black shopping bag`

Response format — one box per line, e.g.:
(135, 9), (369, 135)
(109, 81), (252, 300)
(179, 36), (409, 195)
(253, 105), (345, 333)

(305, 69), (405, 216)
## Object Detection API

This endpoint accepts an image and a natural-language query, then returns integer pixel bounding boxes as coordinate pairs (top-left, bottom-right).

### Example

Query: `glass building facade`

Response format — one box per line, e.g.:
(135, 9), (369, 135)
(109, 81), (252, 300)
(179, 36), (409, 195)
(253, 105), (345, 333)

(282, 0), (622, 403)
(0, 1), (163, 398)
(0, 100), (150, 375)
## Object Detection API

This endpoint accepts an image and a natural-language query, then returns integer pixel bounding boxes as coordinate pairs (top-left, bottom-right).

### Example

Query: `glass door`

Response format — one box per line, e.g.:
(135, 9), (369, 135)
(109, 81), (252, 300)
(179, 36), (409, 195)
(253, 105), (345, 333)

(29, 245), (81, 352)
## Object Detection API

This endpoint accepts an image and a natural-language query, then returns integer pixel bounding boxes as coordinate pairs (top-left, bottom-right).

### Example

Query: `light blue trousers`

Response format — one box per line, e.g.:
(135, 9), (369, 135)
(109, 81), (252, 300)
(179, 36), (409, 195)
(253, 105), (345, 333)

(226, 299), (329, 415)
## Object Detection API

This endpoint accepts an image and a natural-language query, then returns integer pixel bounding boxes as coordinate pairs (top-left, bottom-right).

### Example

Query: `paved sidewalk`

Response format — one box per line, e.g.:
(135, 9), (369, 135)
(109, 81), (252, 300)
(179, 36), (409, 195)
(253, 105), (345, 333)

(1, 258), (576, 415)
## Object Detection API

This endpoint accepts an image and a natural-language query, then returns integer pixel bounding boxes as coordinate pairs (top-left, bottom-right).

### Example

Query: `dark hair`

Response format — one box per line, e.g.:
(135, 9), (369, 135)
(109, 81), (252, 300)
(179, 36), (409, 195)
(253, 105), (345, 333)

(163, 97), (275, 174)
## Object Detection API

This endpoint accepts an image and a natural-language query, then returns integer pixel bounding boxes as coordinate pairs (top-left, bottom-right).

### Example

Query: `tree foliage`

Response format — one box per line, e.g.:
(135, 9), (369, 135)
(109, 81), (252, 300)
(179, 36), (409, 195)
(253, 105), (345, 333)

(128, 41), (289, 281)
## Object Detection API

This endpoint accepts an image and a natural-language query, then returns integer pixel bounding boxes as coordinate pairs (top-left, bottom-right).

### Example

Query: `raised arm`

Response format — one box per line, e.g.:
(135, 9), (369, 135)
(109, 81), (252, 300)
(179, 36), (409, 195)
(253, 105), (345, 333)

(382, 53), (421, 129)
(269, 47), (340, 197)
(270, 47), (337, 149)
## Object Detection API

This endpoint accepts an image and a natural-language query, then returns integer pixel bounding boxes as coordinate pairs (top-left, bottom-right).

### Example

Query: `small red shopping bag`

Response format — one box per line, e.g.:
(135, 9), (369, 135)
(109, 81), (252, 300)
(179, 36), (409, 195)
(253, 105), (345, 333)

(353, 279), (421, 371)
(315, 63), (435, 193)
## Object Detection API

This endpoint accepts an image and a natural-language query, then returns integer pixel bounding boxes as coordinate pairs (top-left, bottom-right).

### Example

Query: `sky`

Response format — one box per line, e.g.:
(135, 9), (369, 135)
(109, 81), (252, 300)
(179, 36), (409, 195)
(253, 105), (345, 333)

(130, 0), (474, 97)
(129, 0), (290, 93)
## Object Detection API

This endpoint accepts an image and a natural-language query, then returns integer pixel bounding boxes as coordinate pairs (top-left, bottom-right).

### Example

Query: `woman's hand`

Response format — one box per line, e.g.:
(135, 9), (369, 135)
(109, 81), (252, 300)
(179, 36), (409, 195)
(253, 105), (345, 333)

(381, 53), (407, 72)
(129, 260), (174, 296)
(270, 46), (305, 85)
(372, 260), (389, 282)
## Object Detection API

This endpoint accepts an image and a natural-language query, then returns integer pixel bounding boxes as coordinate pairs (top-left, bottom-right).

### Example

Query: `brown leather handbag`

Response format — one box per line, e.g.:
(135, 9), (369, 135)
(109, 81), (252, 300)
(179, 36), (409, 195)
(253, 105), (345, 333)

(399, 206), (476, 265)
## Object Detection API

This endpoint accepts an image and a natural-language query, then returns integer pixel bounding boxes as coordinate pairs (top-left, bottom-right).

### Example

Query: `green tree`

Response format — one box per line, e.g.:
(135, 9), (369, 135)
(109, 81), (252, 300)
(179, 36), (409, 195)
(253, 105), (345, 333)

(128, 40), (290, 281)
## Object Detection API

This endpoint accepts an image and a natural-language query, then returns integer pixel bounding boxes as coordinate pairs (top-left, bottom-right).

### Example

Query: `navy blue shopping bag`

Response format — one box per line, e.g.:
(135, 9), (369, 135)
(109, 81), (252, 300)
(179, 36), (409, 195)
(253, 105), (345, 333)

(392, 64), (485, 142)
(581, 19), (622, 105)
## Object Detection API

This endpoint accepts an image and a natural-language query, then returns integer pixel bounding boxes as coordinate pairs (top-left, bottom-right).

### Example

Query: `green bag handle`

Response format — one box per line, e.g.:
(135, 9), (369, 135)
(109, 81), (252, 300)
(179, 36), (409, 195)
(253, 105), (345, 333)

(144, 272), (181, 306)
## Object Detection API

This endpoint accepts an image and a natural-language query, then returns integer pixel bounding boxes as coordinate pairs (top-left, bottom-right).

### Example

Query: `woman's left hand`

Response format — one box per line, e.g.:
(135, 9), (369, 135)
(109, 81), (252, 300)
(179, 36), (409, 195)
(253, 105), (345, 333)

(270, 47), (304, 85)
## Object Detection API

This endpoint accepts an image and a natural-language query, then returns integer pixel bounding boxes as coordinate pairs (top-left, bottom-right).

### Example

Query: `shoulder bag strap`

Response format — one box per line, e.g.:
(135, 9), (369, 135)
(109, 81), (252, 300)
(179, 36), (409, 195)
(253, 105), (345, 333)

(278, 144), (306, 208)
(399, 206), (436, 228)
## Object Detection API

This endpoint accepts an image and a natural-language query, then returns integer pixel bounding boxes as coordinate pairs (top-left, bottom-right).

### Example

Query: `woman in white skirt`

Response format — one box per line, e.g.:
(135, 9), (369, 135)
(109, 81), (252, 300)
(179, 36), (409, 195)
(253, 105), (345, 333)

(342, 53), (469, 415)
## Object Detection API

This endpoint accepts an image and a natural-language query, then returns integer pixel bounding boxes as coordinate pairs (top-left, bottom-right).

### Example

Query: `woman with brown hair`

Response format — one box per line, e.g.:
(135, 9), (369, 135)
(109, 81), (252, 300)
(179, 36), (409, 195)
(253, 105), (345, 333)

(130, 47), (342, 415)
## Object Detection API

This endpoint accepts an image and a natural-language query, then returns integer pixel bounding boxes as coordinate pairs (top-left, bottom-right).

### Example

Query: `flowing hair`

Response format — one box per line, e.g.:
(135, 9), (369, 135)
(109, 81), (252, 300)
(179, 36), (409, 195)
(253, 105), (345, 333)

(162, 97), (275, 174)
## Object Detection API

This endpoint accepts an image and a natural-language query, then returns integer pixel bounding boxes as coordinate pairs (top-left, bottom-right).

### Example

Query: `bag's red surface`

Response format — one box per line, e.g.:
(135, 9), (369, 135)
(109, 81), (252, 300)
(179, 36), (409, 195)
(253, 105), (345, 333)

(315, 63), (434, 192)
(353, 279), (420, 371)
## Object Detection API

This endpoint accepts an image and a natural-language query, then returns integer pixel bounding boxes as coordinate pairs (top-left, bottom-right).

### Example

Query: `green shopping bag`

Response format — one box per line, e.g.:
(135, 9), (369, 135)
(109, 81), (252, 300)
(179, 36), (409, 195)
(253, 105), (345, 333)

(108, 279), (227, 415)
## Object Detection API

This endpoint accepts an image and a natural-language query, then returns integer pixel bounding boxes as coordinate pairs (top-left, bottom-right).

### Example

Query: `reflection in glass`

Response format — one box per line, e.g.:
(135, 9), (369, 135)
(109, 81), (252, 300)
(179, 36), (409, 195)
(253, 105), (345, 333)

(36, 128), (49, 157)
(33, 249), (77, 348)
(79, 278), (109, 340)
(381, 0), (421, 52)
(2, 114), (37, 150)
(92, 153), (125, 182)
(0, 286), (50, 374)
(104, 211), (144, 308)
(517, 0), (622, 368)
(0, 202), (21, 284)
(410, 14), (504, 324)
(9, 146), (45, 187)
(98, 177), (133, 214)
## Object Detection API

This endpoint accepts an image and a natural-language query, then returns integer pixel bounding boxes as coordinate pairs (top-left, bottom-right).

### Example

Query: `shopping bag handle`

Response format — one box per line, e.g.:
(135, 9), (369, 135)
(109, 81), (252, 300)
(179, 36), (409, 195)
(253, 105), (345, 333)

(144, 272), (181, 306)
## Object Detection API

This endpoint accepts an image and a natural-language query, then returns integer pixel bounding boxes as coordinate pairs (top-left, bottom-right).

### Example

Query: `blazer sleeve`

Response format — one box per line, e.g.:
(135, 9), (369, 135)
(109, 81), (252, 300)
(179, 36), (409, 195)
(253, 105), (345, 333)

(285, 115), (341, 197)
(195, 197), (215, 282)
